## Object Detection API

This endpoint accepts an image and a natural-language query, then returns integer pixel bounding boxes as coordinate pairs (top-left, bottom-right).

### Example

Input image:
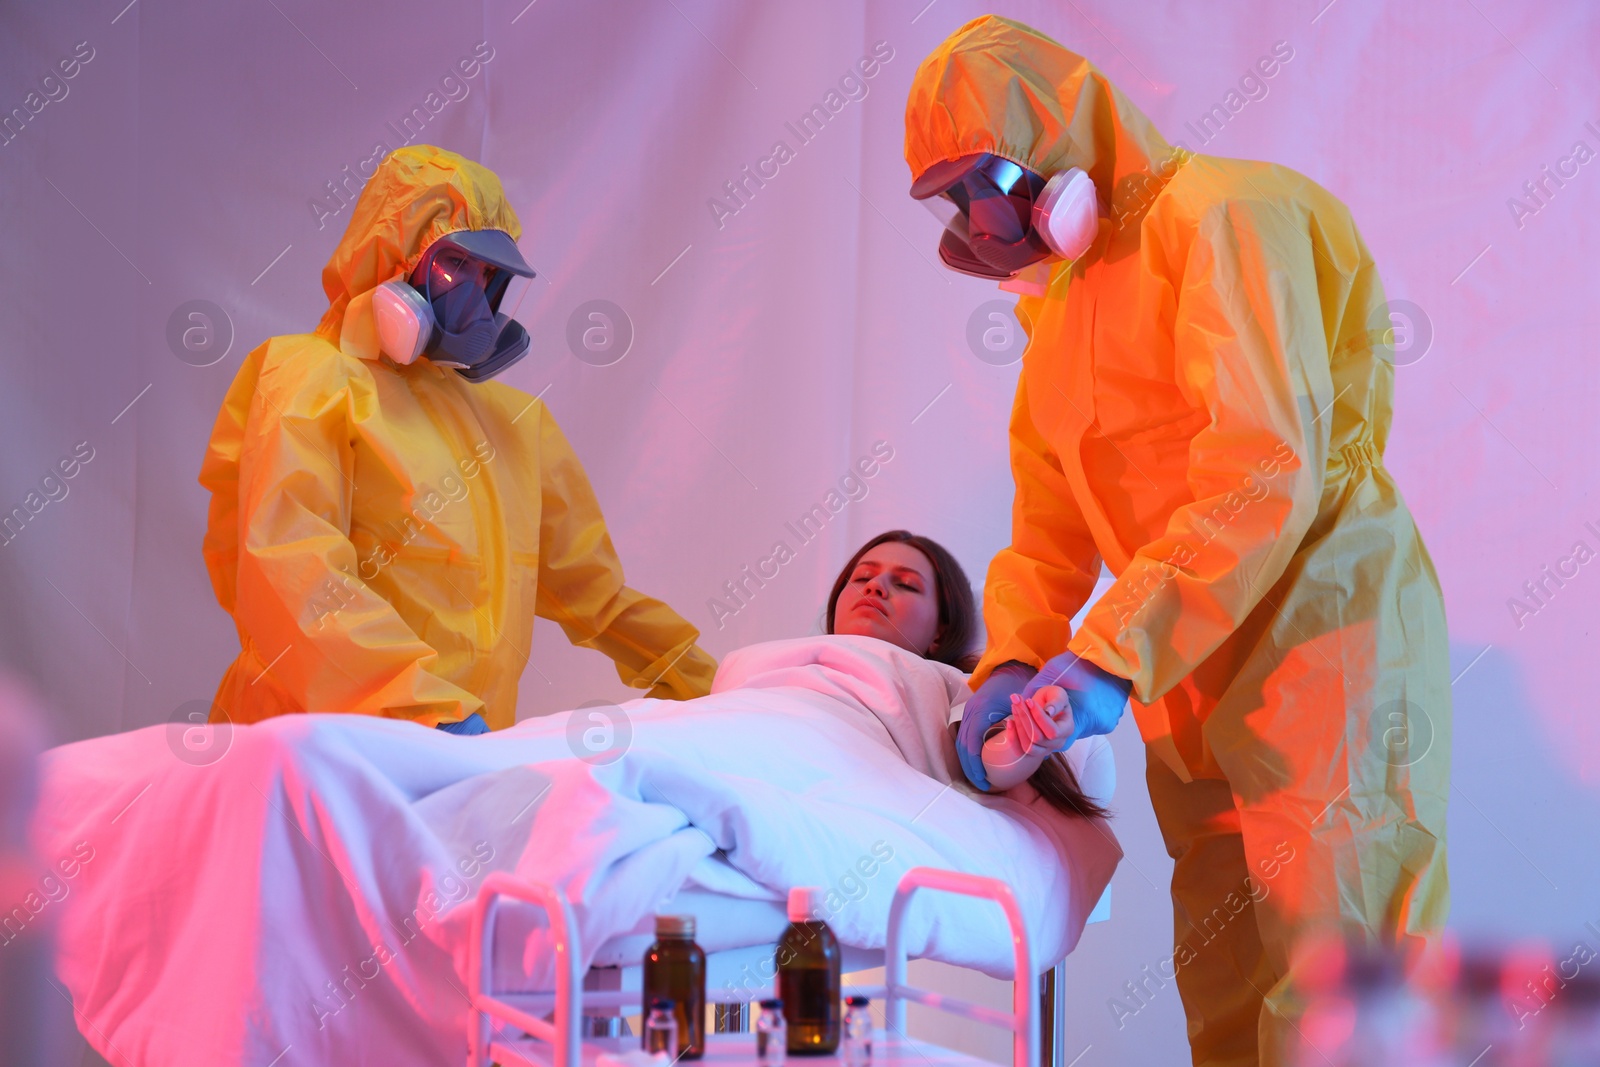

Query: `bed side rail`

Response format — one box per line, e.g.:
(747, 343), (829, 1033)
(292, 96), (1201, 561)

(883, 866), (1040, 1067)
(469, 872), (582, 1067)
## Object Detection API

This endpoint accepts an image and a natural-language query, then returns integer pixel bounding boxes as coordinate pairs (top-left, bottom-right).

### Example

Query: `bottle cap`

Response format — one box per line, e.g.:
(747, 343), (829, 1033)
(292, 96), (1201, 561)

(655, 913), (696, 938)
(787, 886), (824, 922)
(846, 994), (869, 1007)
(759, 997), (783, 1009)
(649, 996), (675, 1011)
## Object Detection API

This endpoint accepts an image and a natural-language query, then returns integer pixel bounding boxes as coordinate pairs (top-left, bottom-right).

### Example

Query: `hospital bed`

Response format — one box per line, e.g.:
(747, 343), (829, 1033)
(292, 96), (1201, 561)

(35, 643), (1118, 1067)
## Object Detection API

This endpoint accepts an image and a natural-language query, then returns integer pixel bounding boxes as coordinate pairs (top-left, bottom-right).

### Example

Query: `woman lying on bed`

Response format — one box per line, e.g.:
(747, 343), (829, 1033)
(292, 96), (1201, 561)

(822, 529), (1103, 818)
(33, 530), (1119, 1067)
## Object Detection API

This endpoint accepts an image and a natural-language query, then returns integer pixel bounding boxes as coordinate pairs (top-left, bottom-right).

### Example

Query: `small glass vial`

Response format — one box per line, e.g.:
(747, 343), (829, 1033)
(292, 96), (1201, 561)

(643, 997), (678, 1057)
(843, 995), (872, 1066)
(642, 914), (706, 1058)
(756, 998), (787, 1064)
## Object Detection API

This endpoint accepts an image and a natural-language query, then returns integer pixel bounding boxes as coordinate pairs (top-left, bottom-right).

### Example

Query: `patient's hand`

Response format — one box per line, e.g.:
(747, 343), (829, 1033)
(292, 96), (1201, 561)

(980, 686), (1076, 791)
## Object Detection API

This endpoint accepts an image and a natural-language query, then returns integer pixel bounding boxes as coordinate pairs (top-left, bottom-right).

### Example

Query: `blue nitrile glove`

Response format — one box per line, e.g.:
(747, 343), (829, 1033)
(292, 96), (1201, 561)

(1022, 652), (1131, 747)
(957, 661), (1037, 791)
(436, 712), (489, 736)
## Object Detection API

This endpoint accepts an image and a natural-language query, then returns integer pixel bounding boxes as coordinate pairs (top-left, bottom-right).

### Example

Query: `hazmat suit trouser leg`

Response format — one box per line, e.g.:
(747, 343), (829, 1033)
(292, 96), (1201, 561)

(1148, 698), (1451, 1067)
(1146, 758), (1281, 1067)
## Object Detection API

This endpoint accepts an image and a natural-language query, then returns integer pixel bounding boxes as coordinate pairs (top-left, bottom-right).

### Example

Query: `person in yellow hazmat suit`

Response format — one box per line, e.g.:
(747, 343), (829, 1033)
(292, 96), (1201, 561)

(200, 145), (716, 735)
(906, 17), (1449, 1066)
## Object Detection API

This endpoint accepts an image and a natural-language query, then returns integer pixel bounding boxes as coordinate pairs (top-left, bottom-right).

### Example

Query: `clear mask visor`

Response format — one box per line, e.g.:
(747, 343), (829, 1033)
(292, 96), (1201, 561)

(917, 155), (1051, 280)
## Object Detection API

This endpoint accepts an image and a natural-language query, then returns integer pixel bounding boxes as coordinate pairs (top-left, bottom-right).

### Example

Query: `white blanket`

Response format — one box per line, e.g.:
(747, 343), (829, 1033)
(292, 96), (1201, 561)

(32, 635), (1120, 1067)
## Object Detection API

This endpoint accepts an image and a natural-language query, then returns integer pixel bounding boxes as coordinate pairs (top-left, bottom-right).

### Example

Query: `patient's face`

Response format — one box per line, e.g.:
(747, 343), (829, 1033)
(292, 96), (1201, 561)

(832, 542), (942, 656)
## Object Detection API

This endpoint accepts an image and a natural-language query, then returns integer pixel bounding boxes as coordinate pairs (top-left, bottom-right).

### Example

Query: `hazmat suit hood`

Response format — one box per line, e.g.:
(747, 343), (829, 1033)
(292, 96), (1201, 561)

(314, 144), (524, 356)
(904, 15), (1177, 241)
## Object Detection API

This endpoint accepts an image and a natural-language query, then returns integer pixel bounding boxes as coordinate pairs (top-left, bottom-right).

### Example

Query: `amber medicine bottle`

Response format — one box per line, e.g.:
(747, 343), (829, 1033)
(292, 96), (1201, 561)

(777, 887), (840, 1053)
(642, 913), (705, 1057)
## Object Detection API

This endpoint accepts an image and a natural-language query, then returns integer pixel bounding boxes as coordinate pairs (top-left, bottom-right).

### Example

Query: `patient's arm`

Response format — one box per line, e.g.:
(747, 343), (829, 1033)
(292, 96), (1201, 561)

(981, 686), (1074, 791)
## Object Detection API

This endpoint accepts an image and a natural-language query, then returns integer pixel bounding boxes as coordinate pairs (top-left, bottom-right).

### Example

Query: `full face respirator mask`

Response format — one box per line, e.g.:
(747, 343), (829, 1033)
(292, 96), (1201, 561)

(369, 229), (536, 382)
(911, 153), (1101, 282)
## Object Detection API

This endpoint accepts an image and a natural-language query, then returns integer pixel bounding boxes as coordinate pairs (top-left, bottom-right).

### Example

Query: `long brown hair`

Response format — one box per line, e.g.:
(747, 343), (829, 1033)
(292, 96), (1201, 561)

(826, 531), (1108, 820)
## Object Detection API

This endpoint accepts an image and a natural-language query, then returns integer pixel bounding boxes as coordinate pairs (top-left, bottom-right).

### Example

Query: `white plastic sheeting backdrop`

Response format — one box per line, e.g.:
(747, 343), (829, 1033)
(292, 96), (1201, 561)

(2, 0), (1597, 1063)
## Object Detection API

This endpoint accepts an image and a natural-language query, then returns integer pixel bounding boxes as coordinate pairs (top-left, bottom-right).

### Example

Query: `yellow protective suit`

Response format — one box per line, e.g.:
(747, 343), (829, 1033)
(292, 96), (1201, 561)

(200, 145), (716, 731)
(906, 17), (1450, 1066)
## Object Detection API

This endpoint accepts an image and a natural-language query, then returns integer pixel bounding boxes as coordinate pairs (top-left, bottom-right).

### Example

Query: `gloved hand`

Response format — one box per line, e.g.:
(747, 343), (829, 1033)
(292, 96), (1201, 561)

(957, 661), (1036, 791)
(436, 712), (489, 736)
(1021, 652), (1130, 747)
